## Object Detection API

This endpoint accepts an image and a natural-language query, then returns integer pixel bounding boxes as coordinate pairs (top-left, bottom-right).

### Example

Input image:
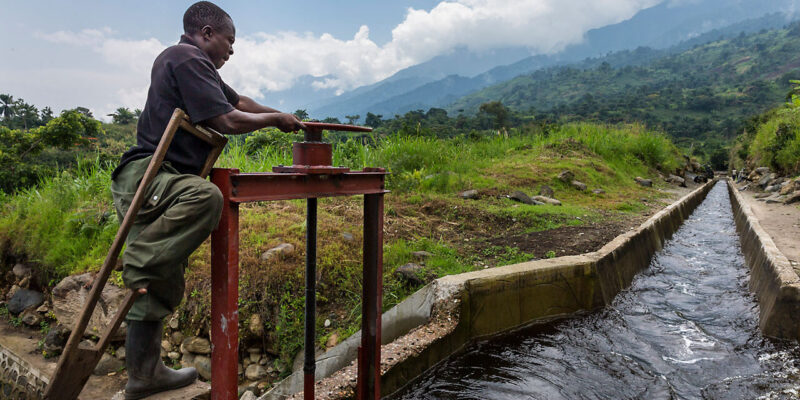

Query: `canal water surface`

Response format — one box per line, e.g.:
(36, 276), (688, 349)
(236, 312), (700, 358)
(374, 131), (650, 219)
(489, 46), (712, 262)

(395, 182), (800, 399)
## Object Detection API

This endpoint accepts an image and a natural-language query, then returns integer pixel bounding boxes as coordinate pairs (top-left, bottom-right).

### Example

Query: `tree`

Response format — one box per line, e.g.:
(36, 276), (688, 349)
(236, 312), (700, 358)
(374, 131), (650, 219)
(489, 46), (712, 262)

(0, 94), (15, 123)
(13, 99), (40, 130)
(365, 112), (383, 127)
(321, 117), (342, 124)
(479, 101), (509, 129)
(345, 114), (360, 125)
(108, 107), (136, 125)
(40, 107), (54, 124)
(293, 109), (309, 120)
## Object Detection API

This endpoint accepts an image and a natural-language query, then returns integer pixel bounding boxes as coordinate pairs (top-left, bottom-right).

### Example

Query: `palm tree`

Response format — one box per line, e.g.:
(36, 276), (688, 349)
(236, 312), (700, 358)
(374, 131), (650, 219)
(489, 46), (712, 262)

(0, 94), (15, 123)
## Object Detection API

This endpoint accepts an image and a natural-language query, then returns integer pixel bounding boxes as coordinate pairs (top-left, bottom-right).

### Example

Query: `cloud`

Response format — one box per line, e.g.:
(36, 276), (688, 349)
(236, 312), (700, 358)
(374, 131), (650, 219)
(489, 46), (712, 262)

(31, 0), (663, 116)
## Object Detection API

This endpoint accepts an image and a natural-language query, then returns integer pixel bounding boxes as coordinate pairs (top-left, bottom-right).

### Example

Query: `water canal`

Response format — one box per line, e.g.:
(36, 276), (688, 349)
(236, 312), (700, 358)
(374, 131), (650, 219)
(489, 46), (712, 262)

(395, 182), (800, 399)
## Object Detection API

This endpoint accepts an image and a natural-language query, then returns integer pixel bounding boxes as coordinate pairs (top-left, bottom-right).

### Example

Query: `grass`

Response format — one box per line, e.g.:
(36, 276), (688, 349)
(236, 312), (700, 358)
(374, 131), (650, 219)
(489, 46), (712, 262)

(0, 121), (681, 368)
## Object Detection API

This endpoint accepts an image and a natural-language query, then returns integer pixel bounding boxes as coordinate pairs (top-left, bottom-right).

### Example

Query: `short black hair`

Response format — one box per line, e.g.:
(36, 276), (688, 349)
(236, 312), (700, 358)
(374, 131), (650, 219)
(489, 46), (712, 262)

(183, 1), (234, 35)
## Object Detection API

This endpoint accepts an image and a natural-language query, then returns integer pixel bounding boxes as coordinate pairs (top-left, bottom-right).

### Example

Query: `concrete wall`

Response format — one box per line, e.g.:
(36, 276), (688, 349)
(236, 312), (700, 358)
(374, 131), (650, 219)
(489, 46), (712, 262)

(727, 179), (800, 339)
(0, 341), (48, 399)
(263, 181), (716, 400)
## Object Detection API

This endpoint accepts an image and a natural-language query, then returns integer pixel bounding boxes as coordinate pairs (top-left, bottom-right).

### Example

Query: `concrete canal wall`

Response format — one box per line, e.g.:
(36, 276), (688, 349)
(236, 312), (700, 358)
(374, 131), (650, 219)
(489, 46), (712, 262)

(266, 180), (717, 399)
(727, 179), (800, 340)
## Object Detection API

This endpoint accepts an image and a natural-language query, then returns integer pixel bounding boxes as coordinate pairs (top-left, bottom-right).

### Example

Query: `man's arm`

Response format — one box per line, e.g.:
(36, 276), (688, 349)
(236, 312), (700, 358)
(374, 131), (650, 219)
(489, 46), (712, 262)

(235, 95), (281, 114)
(205, 109), (305, 135)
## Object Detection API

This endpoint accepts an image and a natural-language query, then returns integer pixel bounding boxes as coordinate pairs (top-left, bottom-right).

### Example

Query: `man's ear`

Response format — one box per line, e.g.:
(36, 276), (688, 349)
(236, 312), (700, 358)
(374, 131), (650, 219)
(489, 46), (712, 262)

(201, 25), (214, 41)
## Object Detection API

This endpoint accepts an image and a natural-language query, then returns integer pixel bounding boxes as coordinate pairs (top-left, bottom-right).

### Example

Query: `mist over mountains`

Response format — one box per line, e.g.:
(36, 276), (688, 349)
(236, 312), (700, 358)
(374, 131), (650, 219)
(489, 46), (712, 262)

(272, 0), (799, 120)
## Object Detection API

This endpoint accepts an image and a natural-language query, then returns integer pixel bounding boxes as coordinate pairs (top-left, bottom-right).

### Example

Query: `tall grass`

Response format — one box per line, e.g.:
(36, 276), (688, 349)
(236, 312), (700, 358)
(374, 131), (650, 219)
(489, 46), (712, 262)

(750, 109), (800, 175)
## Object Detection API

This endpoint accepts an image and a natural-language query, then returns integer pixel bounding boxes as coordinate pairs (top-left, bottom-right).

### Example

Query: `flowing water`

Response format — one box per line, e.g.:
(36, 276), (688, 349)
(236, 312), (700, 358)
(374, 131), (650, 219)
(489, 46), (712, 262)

(395, 182), (800, 399)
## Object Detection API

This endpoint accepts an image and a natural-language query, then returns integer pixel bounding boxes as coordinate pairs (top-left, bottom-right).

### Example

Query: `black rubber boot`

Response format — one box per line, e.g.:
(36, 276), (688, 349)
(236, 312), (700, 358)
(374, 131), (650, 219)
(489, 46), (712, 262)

(124, 320), (197, 400)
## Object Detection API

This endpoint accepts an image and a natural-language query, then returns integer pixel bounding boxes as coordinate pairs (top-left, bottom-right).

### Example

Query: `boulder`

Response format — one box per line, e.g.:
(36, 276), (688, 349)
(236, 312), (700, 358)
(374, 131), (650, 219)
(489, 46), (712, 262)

(394, 263), (426, 287)
(93, 352), (124, 375)
(240, 391), (257, 400)
(245, 364), (267, 381)
(116, 346), (126, 360)
(170, 331), (184, 346)
(459, 189), (479, 200)
(20, 308), (42, 327)
(509, 190), (536, 205)
(43, 324), (70, 355)
(765, 185), (781, 193)
(248, 313), (264, 337)
(52, 273), (127, 339)
(785, 191), (800, 205)
(755, 167), (771, 175)
(12, 263), (31, 279)
(634, 177), (652, 187)
(183, 336), (212, 354)
(665, 174), (686, 187)
(326, 332), (340, 348)
(532, 196), (562, 206)
(539, 185), (555, 198)
(193, 355), (212, 380)
(557, 170), (574, 183)
(759, 173), (776, 188)
(780, 179), (800, 196)
(7, 289), (44, 315)
(260, 243), (295, 262)
(571, 180), (587, 191)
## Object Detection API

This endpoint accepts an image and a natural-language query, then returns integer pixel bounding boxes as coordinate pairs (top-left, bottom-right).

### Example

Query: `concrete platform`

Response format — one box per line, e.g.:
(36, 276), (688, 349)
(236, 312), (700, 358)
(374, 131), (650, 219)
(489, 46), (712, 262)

(110, 381), (210, 400)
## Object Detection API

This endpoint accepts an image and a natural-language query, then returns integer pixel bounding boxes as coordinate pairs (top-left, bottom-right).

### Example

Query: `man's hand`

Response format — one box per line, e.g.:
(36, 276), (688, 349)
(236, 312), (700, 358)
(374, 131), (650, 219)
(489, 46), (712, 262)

(274, 113), (306, 133)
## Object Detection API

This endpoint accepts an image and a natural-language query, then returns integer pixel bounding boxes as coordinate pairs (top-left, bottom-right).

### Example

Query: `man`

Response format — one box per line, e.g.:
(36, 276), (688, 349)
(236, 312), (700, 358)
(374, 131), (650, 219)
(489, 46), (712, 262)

(111, 2), (304, 398)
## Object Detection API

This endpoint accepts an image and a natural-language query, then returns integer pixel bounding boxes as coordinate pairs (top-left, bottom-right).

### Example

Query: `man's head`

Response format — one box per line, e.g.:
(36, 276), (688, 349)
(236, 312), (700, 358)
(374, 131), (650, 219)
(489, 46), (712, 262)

(183, 1), (235, 69)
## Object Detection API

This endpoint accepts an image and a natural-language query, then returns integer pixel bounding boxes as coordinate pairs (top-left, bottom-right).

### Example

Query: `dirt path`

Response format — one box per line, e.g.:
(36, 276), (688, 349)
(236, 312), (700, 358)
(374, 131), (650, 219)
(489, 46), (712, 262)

(736, 188), (800, 272)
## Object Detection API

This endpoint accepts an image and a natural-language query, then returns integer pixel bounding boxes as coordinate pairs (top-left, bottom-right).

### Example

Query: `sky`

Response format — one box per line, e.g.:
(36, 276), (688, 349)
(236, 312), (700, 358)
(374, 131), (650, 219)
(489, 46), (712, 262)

(0, 0), (669, 121)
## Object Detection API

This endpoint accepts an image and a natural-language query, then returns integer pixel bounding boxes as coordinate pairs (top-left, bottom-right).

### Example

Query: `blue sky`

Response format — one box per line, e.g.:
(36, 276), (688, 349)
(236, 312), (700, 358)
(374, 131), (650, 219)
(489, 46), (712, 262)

(1, 0), (665, 119)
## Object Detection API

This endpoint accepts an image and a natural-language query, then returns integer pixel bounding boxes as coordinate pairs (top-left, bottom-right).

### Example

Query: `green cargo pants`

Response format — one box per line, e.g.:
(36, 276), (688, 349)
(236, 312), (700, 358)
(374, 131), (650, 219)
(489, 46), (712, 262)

(111, 156), (223, 321)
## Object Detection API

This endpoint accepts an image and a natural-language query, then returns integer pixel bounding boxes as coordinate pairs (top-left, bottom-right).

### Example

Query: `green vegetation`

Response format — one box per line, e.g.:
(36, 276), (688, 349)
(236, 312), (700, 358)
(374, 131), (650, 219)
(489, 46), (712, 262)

(446, 23), (800, 167)
(0, 119), (681, 367)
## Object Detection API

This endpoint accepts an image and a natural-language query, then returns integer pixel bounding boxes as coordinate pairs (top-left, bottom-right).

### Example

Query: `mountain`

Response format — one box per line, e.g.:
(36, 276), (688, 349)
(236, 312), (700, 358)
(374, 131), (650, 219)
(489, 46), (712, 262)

(308, 0), (798, 120)
(448, 21), (800, 149)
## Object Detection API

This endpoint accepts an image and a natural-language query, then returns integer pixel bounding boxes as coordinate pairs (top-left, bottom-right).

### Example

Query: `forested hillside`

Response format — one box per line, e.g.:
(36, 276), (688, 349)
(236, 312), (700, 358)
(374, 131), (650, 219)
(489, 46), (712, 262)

(449, 22), (800, 157)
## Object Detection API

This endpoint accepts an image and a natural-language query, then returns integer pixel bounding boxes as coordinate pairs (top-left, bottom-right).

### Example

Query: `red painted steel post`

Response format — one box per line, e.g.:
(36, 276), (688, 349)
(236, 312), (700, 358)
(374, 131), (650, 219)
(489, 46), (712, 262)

(358, 193), (384, 399)
(210, 168), (240, 400)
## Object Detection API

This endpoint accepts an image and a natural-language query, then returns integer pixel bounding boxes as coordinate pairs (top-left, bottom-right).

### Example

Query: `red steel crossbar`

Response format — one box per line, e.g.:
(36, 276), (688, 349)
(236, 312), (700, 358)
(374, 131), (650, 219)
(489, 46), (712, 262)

(210, 161), (386, 398)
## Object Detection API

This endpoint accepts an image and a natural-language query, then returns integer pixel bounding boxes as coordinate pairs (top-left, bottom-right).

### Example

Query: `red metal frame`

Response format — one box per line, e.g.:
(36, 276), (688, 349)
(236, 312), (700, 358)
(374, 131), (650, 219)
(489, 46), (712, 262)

(210, 165), (386, 399)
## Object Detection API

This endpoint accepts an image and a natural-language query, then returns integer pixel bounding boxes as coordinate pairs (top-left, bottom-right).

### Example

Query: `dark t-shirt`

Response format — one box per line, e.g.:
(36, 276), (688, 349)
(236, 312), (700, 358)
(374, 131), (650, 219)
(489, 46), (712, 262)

(113, 35), (239, 178)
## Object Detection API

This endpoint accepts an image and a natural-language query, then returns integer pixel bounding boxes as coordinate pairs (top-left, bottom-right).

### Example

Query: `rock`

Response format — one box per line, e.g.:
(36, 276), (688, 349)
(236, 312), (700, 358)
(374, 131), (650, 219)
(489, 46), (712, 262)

(247, 347), (261, 363)
(341, 232), (355, 242)
(259, 357), (268, 366)
(509, 190), (535, 205)
(754, 192), (771, 199)
(94, 352), (124, 375)
(168, 315), (180, 330)
(193, 355), (212, 380)
(739, 184), (750, 191)
(7, 289), (44, 315)
(755, 167), (771, 175)
(52, 273), (127, 339)
(765, 184), (781, 193)
(785, 191), (800, 205)
(6, 285), (20, 301)
(170, 331), (184, 346)
(571, 180), (587, 191)
(592, 189), (606, 194)
(248, 313), (264, 337)
(181, 352), (196, 369)
(183, 336), (211, 354)
(412, 251), (433, 260)
(18, 276), (30, 289)
(12, 263), (31, 279)
(394, 263), (426, 286)
(36, 304), (49, 313)
(326, 332), (339, 348)
(558, 170), (574, 183)
(20, 308), (42, 326)
(770, 177), (785, 187)
(240, 391), (257, 400)
(168, 351), (180, 360)
(766, 197), (784, 204)
(460, 189), (479, 199)
(634, 177), (652, 187)
(665, 174), (686, 187)
(161, 340), (172, 353)
(245, 364), (267, 381)
(759, 173), (776, 188)
(324, 319), (331, 328)
(532, 196), (562, 206)
(43, 324), (70, 355)
(780, 179), (800, 195)
(115, 346), (126, 360)
(260, 243), (295, 262)
(539, 185), (555, 198)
